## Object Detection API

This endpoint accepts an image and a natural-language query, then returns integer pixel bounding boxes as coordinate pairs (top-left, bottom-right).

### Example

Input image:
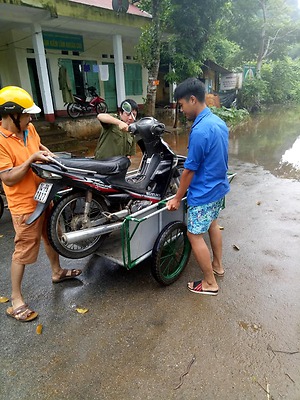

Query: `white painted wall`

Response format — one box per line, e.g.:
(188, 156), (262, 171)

(0, 27), (148, 112)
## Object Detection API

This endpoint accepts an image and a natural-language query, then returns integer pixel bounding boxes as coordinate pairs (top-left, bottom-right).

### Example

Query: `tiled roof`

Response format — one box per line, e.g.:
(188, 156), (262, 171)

(69, 0), (151, 18)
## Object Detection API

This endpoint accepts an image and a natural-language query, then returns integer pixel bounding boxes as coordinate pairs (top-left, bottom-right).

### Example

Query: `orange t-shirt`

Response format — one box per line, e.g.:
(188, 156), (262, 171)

(0, 122), (43, 214)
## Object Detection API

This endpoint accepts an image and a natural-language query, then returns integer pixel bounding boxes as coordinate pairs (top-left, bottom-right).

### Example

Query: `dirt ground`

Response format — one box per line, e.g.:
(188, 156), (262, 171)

(0, 157), (299, 400)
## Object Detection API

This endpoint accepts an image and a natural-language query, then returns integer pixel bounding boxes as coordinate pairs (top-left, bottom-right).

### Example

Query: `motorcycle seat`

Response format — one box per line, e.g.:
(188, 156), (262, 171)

(108, 153), (161, 193)
(56, 156), (131, 175)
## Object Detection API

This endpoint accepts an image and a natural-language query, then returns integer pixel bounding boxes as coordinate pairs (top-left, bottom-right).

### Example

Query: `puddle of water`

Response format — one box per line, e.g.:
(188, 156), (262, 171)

(229, 105), (300, 180)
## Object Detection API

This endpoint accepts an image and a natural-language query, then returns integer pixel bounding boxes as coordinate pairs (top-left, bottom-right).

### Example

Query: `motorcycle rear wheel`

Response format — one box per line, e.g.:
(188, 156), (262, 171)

(48, 192), (108, 259)
(96, 101), (108, 114)
(67, 103), (81, 118)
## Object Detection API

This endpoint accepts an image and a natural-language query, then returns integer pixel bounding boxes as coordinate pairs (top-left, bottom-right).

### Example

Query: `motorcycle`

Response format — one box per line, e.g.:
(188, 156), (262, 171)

(27, 110), (186, 259)
(67, 85), (108, 118)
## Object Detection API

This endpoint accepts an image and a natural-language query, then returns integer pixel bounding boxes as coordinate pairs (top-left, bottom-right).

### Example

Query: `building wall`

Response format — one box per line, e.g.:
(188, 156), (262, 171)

(0, 31), (21, 88)
(0, 0), (151, 116)
(0, 28), (148, 113)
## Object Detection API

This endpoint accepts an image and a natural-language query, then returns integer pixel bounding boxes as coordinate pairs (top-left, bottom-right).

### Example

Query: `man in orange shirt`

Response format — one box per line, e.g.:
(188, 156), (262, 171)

(0, 86), (82, 322)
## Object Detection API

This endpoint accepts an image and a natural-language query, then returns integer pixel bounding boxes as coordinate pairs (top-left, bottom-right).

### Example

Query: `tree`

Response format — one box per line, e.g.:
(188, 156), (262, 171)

(168, 0), (228, 81)
(136, 0), (228, 115)
(224, 0), (300, 77)
(136, 0), (171, 116)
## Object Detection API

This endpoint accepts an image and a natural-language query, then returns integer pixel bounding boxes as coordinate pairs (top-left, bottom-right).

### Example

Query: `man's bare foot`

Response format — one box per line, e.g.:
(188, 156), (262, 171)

(212, 264), (225, 277)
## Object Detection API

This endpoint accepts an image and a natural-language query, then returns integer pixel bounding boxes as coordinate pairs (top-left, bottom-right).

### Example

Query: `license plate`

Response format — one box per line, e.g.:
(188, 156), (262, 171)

(34, 182), (53, 203)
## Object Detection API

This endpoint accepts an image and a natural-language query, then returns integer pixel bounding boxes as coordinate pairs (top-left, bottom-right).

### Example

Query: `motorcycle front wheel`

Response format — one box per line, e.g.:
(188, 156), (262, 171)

(96, 101), (108, 114)
(48, 192), (108, 259)
(67, 103), (81, 118)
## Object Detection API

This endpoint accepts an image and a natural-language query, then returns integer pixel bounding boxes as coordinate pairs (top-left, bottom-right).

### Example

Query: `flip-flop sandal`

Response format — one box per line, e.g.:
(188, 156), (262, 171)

(187, 280), (218, 295)
(213, 269), (225, 277)
(6, 304), (38, 322)
(52, 268), (82, 283)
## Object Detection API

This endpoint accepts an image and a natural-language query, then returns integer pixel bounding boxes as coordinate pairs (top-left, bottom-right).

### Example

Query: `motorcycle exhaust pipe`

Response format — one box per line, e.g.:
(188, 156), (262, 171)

(61, 221), (123, 245)
(73, 104), (82, 112)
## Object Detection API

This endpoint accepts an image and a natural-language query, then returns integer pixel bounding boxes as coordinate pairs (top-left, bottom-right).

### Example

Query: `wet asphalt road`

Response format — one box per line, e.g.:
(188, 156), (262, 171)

(0, 157), (300, 400)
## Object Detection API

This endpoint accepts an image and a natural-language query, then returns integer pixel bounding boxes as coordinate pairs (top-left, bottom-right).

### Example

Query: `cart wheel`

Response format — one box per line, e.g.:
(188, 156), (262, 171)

(151, 221), (191, 285)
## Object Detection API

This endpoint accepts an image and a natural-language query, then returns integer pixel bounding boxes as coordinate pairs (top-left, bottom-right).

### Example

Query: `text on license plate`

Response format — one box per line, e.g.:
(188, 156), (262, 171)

(34, 183), (53, 203)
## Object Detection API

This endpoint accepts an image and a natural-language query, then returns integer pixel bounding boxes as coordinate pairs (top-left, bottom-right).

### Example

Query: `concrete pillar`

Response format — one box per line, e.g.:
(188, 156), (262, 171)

(32, 24), (55, 122)
(113, 34), (126, 107)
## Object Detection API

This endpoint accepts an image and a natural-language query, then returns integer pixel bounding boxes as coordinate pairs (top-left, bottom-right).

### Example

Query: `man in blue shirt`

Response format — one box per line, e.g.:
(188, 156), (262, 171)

(167, 78), (229, 296)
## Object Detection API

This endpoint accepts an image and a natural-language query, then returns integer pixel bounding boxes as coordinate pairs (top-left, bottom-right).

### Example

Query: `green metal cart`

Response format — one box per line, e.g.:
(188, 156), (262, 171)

(96, 196), (191, 286)
(96, 172), (236, 286)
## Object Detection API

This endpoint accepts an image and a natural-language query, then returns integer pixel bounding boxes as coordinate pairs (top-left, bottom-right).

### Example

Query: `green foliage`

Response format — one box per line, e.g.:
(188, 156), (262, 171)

(261, 58), (300, 103)
(237, 79), (268, 112)
(135, 24), (160, 71)
(135, 0), (172, 72)
(202, 34), (241, 70)
(167, 0), (228, 82)
(210, 106), (250, 127)
(136, 0), (300, 111)
(237, 57), (300, 110)
(219, 0), (300, 74)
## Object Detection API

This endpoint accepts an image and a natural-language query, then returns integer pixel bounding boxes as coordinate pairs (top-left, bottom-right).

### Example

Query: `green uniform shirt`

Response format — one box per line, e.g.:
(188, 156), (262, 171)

(94, 114), (136, 160)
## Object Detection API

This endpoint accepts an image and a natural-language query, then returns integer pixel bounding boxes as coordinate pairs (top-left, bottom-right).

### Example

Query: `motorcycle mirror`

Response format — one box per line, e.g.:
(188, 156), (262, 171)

(122, 101), (136, 121)
(122, 101), (132, 114)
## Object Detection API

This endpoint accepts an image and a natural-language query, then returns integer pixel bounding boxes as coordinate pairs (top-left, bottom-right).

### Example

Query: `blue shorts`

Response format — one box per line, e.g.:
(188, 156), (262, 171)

(187, 198), (224, 234)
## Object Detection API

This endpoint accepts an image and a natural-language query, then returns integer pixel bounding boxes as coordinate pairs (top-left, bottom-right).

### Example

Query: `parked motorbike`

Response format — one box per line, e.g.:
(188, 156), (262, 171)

(67, 86), (108, 118)
(27, 111), (186, 259)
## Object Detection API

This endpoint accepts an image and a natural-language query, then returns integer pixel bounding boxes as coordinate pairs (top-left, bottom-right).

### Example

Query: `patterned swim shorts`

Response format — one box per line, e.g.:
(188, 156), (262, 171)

(187, 198), (224, 234)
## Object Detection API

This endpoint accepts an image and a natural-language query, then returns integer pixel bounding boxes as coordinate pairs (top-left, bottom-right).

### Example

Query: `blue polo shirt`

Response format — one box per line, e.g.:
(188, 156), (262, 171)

(184, 107), (230, 206)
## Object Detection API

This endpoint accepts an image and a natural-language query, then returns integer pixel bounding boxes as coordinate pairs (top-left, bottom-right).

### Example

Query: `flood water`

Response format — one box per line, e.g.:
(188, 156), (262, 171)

(133, 105), (300, 181)
(229, 105), (300, 181)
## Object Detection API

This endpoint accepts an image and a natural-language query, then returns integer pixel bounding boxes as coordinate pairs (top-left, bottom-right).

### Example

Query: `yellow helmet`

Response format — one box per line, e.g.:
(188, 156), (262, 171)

(0, 86), (41, 114)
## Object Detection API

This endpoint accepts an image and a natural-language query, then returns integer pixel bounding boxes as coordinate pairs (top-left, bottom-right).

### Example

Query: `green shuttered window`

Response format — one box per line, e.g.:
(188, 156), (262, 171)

(125, 64), (142, 95)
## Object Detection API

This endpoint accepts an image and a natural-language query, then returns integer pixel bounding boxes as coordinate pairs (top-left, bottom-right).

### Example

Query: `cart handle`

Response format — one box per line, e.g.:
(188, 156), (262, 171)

(126, 196), (187, 223)
(227, 172), (237, 183)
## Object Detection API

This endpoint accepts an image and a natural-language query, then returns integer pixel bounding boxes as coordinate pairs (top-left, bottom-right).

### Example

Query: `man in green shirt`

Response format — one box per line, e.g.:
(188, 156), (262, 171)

(94, 99), (138, 160)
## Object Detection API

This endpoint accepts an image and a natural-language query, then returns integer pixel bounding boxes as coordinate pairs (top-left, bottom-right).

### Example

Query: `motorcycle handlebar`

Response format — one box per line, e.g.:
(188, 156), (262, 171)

(128, 118), (166, 137)
(151, 123), (165, 136)
(128, 124), (137, 134)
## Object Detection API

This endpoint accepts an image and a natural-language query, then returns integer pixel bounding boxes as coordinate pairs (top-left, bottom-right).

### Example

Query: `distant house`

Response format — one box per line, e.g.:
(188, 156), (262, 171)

(155, 59), (233, 109)
(201, 60), (242, 108)
(201, 60), (232, 93)
(0, 0), (151, 121)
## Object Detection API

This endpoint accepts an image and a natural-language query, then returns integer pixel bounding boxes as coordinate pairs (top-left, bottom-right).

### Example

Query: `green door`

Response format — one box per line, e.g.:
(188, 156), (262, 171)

(103, 63), (117, 112)
(58, 59), (76, 94)
(84, 60), (101, 96)
(27, 58), (43, 114)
